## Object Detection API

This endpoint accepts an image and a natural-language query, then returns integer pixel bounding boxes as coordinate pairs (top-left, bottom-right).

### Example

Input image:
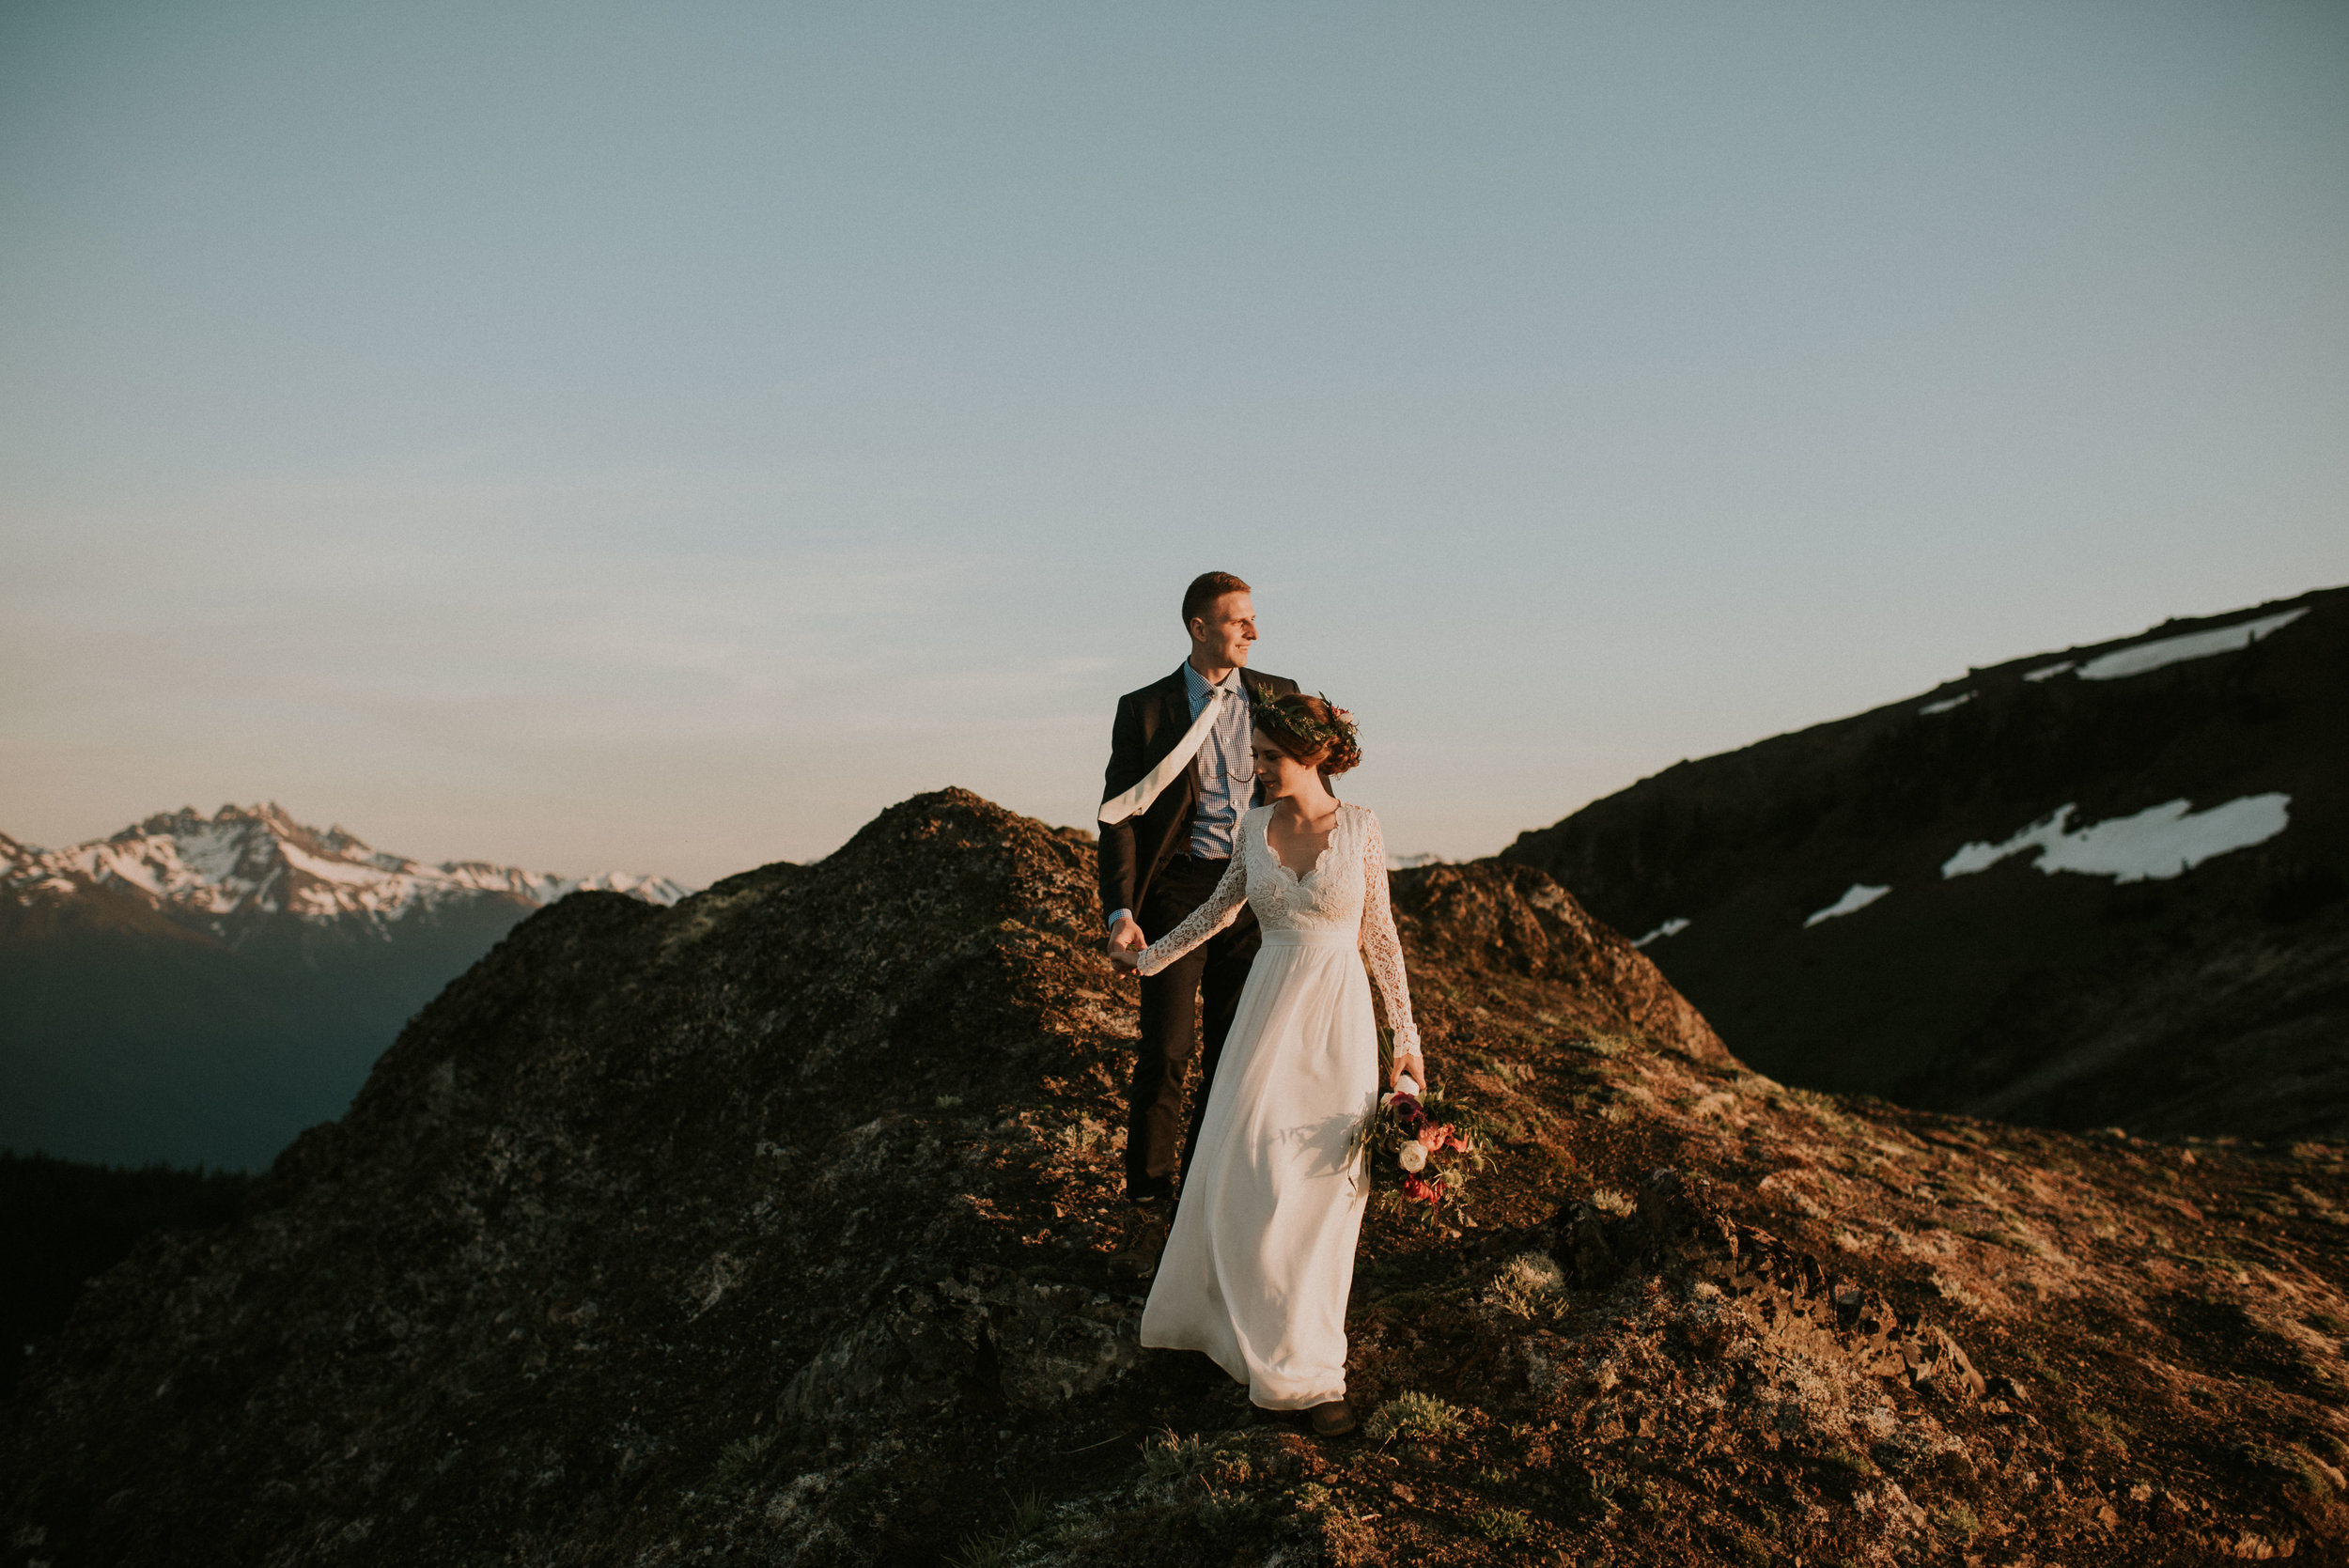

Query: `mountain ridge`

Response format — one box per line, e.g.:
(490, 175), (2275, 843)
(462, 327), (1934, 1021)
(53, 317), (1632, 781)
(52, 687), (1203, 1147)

(1, 803), (691, 1170)
(1501, 583), (2348, 1141)
(4, 801), (686, 944)
(6, 786), (2343, 1564)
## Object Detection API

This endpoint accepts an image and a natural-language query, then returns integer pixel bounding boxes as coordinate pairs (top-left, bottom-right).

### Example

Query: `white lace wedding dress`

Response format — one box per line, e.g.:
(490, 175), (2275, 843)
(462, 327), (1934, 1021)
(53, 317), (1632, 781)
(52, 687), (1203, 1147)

(1132, 800), (1423, 1410)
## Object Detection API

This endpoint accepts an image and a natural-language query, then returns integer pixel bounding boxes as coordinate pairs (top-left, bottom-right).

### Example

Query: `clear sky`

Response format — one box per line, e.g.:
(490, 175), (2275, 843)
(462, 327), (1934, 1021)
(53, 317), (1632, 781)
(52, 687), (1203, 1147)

(5, 1), (2345, 887)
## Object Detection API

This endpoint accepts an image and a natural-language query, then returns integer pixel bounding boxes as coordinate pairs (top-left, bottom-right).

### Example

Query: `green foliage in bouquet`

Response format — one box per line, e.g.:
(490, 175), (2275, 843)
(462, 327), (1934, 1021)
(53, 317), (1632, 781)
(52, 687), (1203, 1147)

(1350, 1028), (1501, 1229)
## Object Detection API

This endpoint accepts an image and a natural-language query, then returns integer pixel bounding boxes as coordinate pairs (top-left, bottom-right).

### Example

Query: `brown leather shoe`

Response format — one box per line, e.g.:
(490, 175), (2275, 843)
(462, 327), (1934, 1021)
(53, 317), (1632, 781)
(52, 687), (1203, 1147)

(1310, 1399), (1358, 1437)
(1108, 1199), (1171, 1280)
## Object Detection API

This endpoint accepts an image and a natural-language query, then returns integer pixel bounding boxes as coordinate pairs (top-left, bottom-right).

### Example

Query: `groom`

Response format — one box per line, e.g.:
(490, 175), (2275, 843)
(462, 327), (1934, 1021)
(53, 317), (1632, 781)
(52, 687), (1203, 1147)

(1098, 571), (1299, 1276)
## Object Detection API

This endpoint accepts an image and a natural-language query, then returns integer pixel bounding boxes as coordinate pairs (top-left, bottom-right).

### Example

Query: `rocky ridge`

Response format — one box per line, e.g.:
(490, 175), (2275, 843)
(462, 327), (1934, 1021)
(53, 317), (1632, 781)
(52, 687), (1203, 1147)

(1503, 585), (2349, 1142)
(5, 789), (2346, 1565)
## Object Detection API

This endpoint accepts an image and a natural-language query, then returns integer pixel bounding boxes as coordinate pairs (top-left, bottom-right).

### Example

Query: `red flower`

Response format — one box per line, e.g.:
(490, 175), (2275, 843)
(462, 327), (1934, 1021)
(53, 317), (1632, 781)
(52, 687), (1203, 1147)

(1402, 1174), (1443, 1210)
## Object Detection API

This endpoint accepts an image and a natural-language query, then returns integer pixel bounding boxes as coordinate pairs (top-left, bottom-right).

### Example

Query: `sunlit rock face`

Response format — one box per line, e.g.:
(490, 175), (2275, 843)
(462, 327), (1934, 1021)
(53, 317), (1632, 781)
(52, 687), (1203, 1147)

(1504, 586), (2349, 1141)
(8, 786), (2344, 1567)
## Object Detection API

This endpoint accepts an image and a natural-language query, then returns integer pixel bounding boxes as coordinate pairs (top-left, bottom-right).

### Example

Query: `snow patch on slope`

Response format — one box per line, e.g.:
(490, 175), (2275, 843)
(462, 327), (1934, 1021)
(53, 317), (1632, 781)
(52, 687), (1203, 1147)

(1804, 884), (1890, 928)
(1632, 917), (1691, 948)
(1941, 795), (2291, 884)
(2074, 609), (2308, 682)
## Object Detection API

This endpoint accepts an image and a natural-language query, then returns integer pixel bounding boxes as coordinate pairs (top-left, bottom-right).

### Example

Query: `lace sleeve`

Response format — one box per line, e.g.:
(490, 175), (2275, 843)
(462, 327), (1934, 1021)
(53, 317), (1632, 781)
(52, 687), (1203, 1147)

(1356, 809), (1423, 1063)
(1133, 850), (1249, 976)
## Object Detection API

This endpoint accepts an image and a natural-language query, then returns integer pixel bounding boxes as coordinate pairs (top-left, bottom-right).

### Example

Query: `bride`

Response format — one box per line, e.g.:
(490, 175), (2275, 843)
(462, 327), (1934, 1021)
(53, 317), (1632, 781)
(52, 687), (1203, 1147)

(1110, 691), (1424, 1437)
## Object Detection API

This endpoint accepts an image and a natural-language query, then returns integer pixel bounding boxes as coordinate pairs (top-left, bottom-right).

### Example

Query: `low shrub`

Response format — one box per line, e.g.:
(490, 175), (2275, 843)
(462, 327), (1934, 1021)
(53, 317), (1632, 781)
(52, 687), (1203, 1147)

(1473, 1506), (1533, 1544)
(1361, 1391), (1470, 1446)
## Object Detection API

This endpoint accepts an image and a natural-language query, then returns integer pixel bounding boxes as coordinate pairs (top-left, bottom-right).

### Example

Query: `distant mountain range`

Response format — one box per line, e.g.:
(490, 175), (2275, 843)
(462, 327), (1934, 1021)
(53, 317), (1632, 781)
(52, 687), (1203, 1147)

(0, 804), (686, 1169)
(1503, 585), (2347, 1141)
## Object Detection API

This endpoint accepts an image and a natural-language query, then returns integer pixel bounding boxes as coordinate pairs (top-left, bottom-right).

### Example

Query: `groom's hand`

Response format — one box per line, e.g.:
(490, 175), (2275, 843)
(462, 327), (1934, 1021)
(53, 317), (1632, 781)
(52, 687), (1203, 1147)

(1106, 914), (1144, 959)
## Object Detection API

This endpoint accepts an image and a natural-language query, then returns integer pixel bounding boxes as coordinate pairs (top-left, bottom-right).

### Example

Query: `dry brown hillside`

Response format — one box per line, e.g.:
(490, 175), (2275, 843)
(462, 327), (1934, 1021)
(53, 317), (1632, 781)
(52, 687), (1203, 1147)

(5, 790), (2346, 1566)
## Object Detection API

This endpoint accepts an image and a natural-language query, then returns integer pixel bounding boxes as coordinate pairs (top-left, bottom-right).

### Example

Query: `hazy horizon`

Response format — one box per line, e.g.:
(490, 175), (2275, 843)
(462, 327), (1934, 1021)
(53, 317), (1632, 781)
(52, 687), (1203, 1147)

(7, 3), (2346, 887)
(6, 580), (2341, 886)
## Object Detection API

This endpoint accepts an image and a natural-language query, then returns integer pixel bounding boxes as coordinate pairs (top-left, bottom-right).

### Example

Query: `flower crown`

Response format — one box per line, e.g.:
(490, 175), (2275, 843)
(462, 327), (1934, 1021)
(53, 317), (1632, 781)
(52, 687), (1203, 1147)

(1247, 685), (1359, 757)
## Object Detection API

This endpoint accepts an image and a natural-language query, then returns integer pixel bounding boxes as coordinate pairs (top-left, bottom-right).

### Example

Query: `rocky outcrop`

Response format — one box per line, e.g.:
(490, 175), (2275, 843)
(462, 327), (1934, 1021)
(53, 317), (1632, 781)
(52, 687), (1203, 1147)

(5, 788), (2346, 1566)
(1502, 585), (2349, 1142)
(775, 1268), (1144, 1432)
(1386, 861), (1728, 1068)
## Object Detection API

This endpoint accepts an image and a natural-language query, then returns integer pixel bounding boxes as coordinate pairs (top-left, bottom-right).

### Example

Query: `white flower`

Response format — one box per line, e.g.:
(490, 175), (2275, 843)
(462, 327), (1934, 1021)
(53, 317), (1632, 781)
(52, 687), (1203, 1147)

(1397, 1141), (1428, 1173)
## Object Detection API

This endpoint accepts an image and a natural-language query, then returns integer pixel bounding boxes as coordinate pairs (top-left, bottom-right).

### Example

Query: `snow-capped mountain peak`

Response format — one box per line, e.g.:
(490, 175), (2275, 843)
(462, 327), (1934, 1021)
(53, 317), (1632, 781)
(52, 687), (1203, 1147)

(3, 803), (688, 940)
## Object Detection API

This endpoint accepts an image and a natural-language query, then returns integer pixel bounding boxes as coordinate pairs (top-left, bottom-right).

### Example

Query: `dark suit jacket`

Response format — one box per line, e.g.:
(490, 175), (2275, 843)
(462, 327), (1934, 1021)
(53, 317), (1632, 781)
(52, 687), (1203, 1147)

(1098, 663), (1299, 925)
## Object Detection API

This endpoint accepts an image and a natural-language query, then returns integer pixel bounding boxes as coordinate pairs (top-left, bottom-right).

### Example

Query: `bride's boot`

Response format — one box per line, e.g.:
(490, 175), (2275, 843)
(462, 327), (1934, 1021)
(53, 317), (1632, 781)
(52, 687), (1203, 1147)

(1310, 1400), (1358, 1438)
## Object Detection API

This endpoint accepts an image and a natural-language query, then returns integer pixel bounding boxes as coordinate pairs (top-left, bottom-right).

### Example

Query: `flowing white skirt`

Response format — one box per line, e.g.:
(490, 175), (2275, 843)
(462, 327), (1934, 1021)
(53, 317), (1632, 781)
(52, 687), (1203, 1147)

(1139, 928), (1380, 1409)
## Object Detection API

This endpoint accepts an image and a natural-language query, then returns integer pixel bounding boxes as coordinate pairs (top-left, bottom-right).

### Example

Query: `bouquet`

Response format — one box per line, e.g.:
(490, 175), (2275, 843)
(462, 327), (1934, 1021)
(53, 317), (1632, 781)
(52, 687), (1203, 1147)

(1350, 1054), (1497, 1229)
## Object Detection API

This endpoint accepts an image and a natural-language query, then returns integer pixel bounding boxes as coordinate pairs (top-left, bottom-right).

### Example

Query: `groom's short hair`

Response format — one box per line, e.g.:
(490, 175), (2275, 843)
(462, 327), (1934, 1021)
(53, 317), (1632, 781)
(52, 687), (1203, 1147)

(1181, 571), (1252, 629)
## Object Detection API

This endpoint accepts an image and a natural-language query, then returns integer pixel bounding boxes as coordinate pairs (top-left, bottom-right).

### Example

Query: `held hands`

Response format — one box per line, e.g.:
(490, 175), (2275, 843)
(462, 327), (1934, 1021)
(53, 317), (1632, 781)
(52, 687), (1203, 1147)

(1107, 914), (1145, 973)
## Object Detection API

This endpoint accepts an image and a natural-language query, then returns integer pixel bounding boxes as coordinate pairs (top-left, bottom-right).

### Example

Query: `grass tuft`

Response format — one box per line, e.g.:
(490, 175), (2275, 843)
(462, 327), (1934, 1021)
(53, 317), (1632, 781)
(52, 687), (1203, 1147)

(1142, 1429), (1252, 1491)
(1006, 1487), (1049, 1534)
(708, 1432), (774, 1490)
(949, 1534), (1009, 1568)
(1814, 1445), (1875, 1485)
(1361, 1390), (1470, 1446)
(1487, 1251), (1567, 1318)
(1473, 1506), (1534, 1543)
(948, 1486), (1051, 1568)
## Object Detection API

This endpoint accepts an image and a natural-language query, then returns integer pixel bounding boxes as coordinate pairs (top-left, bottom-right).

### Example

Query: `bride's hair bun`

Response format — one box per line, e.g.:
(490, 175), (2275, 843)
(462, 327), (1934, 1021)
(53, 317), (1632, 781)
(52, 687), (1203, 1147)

(1252, 691), (1362, 779)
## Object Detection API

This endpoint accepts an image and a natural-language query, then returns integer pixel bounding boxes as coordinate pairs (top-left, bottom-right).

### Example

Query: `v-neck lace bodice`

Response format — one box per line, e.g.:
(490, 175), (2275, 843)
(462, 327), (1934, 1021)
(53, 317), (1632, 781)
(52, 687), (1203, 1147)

(1261, 808), (1341, 885)
(1136, 801), (1423, 1060)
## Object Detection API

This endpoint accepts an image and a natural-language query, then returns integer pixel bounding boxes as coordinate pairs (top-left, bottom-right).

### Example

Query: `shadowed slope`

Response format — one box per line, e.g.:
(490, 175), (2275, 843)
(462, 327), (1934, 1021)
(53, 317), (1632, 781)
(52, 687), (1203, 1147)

(1502, 586), (2349, 1141)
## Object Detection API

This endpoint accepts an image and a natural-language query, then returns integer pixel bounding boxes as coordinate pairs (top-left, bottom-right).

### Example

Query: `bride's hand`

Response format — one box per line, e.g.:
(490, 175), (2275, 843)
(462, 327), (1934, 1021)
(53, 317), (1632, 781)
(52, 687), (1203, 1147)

(1390, 1054), (1424, 1094)
(1109, 946), (1143, 973)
